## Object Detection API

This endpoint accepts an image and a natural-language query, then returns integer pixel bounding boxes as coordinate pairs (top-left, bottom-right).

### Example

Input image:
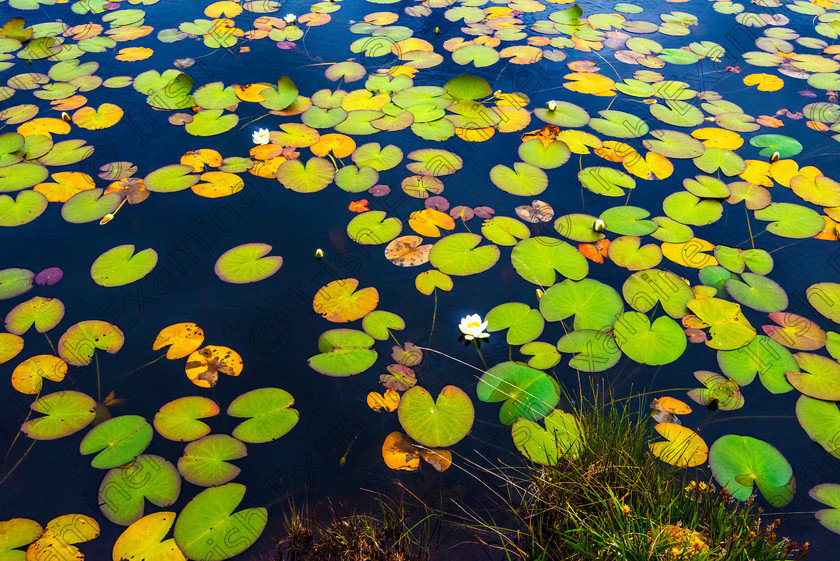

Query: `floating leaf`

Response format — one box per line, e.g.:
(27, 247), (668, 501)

(362, 310), (405, 340)
(91, 244), (158, 287)
(4, 296), (64, 335)
(313, 278), (378, 322)
(381, 432), (419, 471)
(214, 243), (282, 284)
(613, 312), (686, 365)
(153, 323), (204, 359)
(477, 361), (559, 425)
(717, 335), (796, 393)
(112, 512), (186, 561)
(809, 484), (840, 535)
(540, 278), (622, 329)
(384, 236), (432, 267)
(0, 332), (24, 364)
(763, 312), (826, 350)
(177, 434), (247, 486)
(398, 385), (474, 447)
(709, 435), (794, 506)
(649, 423), (708, 467)
(154, 396), (219, 442)
(21, 390), (95, 440)
(275, 157), (335, 193)
(11, 355), (66, 395)
(490, 162), (548, 196)
(308, 329), (377, 376)
(26, 515), (99, 561)
(687, 370), (744, 411)
(511, 236), (588, 286)
(185, 346), (242, 388)
(429, 233), (499, 276)
(512, 409), (580, 465)
(227, 387), (298, 443)
(80, 415), (153, 469)
(347, 210), (402, 245)
(796, 395), (840, 459)
(58, 320), (124, 366)
(786, 352), (840, 401)
(99, 454), (180, 526)
(0, 518), (42, 560)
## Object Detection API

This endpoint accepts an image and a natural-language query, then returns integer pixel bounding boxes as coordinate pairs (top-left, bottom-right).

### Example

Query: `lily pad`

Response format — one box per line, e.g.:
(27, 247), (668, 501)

(214, 243), (282, 284)
(512, 409), (580, 464)
(4, 296), (64, 334)
(477, 361), (559, 425)
(308, 329), (377, 376)
(313, 278), (378, 322)
(227, 387), (299, 443)
(725, 273), (787, 312)
(429, 233), (499, 276)
(173, 483), (266, 561)
(347, 210), (402, 245)
(485, 302), (544, 345)
(558, 329), (622, 372)
(717, 335), (796, 393)
(511, 236), (588, 286)
(796, 395), (840, 459)
(154, 396), (219, 442)
(112, 512), (185, 561)
(177, 434), (247, 486)
(398, 385), (474, 447)
(58, 320), (124, 366)
(99, 454), (181, 526)
(80, 415), (153, 469)
(708, 434), (794, 506)
(687, 298), (756, 351)
(91, 245), (158, 287)
(613, 312), (686, 365)
(540, 278), (622, 330)
(21, 390), (95, 440)
(786, 352), (840, 401)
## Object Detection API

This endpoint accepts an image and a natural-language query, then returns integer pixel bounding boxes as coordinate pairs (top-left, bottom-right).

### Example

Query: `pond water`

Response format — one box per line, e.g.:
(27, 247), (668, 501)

(2, 0), (840, 558)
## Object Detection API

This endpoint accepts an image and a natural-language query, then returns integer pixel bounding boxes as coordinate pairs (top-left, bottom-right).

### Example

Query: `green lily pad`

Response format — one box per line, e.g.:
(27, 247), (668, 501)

(650, 216), (693, 243)
(0, 268), (33, 300)
(518, 139), (571, 169)
(511, 236), (588, 286)
(177, 434), (247, 486)
(193, 81), (238, 110)
(185, 109), (239, 136)
(0, 518), (43, 560)
(519, 341), (562, 370)
(335, 165), (378, 193)
(790, 174), (840, 207)
(80, 415), (153, 469)
(650, 100), (704, 127)
(599, 205), (657, 235)
(154, 396), (220, 442)
(477, 361), (559, 425)
(714, 246), (773, 275)
(489, 162), (548, 196)
(786, 352), (840, 401)
(644, 129), (706, 158)
(554, 213), (606, 242)
(663, 191), (723, 225)
(725, 273), (787, 312)
(99, 454), (181, 526)
(754, 203), (825, 238)
(91, 244), (158, 287)
(4, 296), (64, 334)
(144, 164), (198, 193)
(308, 329), (377, 377)
(21, 390), (96, 440)
(227, 387), (299, 443)
(406, 148), (462, 176)
(173, 483), (265, 561)
(810, 483), (840, 535)
(398, 385), (474, 447)
(607, 236), (662, 270)
(444, 74), (492, 100)
(749, 134), (802, 158)
(808, 283), (840, 324)
(275, 157), (335, 193)
(351, 142), (403, 171)
(429, 233), (499, 276)
(683, 175), (730, 198)
(589, 110), (649, 138)
(796, 395), (840, 459)
(557, 329), (622, 372)
(347, 210), (402, 245)
(362, 310), (405, 340)
(533, 101), (590, 128)
(415, 270), (452, 295)
(0, 190), (48, 226)
(622, 269), (693, 318)
(512, 409), (580, 465)
(709, 434), (794, 506)
(578, 166), (635, 197)
(485, 302), (544, 345)
(693, 147), (746, 176)
(613, 312), (686, 365)
(481, 216), (530, 246)
(540, 278), (622, 329)
(58, 320), (124, 366)
(717, 335), (796, 393)
(688, 298), (756, 351)
(0, 162), (48, 192)
(214, 243), (282, 284)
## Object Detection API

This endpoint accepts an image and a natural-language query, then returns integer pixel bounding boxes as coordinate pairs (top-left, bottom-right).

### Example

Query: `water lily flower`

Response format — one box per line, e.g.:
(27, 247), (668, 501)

(459, 314), (489, 342)
(252, 128), (270, 145)
(547, 99), (557, 111)
(284, 13), (296, 24)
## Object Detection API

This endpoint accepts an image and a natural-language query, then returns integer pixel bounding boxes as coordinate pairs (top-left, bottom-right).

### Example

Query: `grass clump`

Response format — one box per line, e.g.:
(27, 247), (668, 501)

(468, 389), (809, 561)
(276, 498), (439, 561)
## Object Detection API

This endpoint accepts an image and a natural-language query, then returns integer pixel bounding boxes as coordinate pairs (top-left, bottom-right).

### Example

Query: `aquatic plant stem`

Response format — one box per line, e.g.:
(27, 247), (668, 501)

(388, 329), (402, 348)
(427, 289), (438, 345)
(121, 353), (166, 378)
(473, 341), (487, 370)
(95, 352), (101, 402)
(0, 440), (36, 485)
(328, 153), (339, 170)
(43, 333), (56, 354)
(745, 205), (755, 249)
(3, 389), (39, 462)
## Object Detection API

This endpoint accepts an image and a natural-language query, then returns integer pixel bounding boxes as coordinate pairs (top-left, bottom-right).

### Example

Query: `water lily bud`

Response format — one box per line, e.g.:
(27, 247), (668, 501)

(434, 27), (440, 34)
(536, 288), (544, 301)
(99, 213), (114, 225)
(770, 151), (780, 163)
(547, 100), (557, 111)
(61, 112), (71, 123)
(593, 218), (605, 232)
(315, 248), (324, 260)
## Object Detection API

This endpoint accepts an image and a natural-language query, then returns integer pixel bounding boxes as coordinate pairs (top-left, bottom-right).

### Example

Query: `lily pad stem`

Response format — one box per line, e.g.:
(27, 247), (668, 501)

(121, 352), (166, 378)
(3, 389), (39, 462)
(43, 332), (56, 354)
(0, 440), (36, 486)
(427, 289), (438, 345)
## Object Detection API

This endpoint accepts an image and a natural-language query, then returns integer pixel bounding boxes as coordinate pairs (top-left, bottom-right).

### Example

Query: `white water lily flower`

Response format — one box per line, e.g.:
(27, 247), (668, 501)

(252, 128), (270, 145)
(547, 99), (557, 111)
(284, 13), (296, 23)
(459, 314), (489, 341)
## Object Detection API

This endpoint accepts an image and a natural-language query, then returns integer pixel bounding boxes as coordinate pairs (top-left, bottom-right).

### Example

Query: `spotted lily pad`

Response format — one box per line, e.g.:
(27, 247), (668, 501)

(21, 390), (95, 440)
(4, 296), (64, 334)
(58, 320), (124, 366)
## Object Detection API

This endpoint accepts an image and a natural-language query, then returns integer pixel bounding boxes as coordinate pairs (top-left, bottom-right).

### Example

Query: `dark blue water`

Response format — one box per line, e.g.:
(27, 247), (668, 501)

(2, 0), (840, 558)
